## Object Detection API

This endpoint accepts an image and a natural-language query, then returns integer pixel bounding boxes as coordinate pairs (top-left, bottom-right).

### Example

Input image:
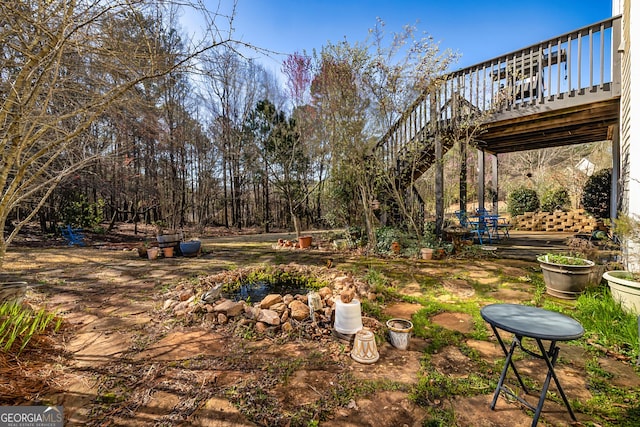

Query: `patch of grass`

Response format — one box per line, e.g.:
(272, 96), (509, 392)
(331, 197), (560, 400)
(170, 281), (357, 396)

(411, 370), (492, 406)
(575, 385), (640, 425)
(530, 273), (546, 305)
(422, 407), (456, 427)
(544, 286), (639, 360)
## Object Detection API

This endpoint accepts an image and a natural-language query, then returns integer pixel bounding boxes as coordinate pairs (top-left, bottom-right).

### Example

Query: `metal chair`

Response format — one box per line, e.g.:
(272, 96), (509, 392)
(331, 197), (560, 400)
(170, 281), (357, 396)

(455, 210), (491, 245)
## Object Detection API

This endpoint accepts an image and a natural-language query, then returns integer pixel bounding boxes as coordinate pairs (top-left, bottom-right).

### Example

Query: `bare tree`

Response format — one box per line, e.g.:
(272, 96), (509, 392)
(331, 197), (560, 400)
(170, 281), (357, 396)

(0, 0), (236, 267)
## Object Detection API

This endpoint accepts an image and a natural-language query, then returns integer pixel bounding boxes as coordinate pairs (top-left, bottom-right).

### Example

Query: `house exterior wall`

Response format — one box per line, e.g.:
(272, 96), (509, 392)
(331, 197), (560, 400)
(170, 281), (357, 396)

(619, 0), (639, 271)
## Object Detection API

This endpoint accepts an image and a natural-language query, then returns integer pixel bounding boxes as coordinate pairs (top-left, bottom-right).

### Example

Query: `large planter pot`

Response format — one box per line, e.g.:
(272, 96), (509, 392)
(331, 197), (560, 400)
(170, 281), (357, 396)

(537, 255), (595, 300)
(180, 240), (201, 257)
(603, 271), (640, 314)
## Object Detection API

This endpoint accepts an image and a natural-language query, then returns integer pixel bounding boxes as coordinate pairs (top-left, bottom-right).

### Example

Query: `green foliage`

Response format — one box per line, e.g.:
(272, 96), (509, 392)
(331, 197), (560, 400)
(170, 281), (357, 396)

(344, 226), (367, 248)
(581, 168), (611, 219)
(0, 301), (62, 355)
(540, 188), (571, 212)
(538, 253), (591, 265)
(507, 187), (539, 216)
(61, 194), (105, 228)
(374, 226), (409, 255)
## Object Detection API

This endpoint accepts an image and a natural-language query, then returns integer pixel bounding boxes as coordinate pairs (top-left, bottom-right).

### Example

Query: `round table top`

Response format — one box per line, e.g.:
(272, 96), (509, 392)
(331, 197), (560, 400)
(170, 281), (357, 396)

(480, 303), (584, 341)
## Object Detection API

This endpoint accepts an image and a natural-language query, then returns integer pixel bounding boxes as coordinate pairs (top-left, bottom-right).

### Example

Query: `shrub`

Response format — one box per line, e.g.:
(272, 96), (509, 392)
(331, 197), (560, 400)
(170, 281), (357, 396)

(61, 194), (105, 228)
(507, 187), (539, 216)
(581, 168), (611, 219)
(540, 188), (571, 212)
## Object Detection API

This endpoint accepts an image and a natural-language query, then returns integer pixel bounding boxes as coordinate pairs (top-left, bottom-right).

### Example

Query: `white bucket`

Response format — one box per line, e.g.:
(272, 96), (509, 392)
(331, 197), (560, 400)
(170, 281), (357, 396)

(334, 299), (363, 334)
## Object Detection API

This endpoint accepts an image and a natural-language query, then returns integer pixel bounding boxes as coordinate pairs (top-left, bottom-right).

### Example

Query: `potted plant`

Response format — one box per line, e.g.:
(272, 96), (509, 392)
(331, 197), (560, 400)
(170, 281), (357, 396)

(537, 253), (595, 299)
(602, 213), (640, 314)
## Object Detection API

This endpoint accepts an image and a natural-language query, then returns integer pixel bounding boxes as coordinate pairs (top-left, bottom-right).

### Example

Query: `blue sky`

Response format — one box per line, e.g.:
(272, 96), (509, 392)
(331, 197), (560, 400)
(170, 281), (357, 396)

(208, 0), (613, 75)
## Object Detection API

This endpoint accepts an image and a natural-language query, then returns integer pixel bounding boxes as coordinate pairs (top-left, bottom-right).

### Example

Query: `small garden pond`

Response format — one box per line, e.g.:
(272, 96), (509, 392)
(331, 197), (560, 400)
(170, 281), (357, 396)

(222, 280), (311, 302)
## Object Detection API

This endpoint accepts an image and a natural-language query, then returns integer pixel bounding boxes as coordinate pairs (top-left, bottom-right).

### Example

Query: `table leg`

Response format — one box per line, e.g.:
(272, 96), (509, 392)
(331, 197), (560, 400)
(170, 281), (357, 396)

(490, 326), (528, 392)
(491, 333), (529, 409)
(532, 339), (578, 425)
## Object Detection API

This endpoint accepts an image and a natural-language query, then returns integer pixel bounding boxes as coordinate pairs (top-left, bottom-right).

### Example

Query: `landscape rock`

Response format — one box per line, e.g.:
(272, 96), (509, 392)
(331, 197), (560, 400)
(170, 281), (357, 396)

(179, 289), (194, 301)
(217, 313), (228, 324)
(260, 294), (283, 309)
(318, 286), (333, 299)
(289, 300), (310, 321)
(173, 300), (190, 313)
(340, 287), (355, 303)
(255, 322), (268, 334)
(270, 302), (287, 314)
(257, 309), (280, 326)
(281, 321), (293, 333)
(244, 305), (261, 320)
(283, 294), (294, 305)
(163, 299), (178, 310)
(213, 300), (244, 317)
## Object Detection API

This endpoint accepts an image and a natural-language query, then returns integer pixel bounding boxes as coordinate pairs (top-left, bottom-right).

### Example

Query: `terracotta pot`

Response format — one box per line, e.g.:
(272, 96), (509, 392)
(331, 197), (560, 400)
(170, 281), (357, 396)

(147, 247), (160, 260)
(420, 248), (433, 260)
(298, 236), (313, 249)
(162, 246), (174, 258)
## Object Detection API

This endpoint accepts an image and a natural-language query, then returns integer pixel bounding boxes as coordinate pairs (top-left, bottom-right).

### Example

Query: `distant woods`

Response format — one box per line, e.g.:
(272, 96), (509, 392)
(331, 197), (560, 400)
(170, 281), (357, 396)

(1, 3), (609, 250)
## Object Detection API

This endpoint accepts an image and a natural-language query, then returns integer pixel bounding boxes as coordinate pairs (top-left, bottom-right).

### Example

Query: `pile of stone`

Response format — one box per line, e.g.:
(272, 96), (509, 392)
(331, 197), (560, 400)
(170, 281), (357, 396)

(162, 264), (379, 336)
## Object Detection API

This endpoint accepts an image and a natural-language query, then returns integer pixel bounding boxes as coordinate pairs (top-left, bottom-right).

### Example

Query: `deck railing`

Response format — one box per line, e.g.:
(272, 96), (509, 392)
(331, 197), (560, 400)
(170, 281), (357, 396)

(376, 15), (621, 173)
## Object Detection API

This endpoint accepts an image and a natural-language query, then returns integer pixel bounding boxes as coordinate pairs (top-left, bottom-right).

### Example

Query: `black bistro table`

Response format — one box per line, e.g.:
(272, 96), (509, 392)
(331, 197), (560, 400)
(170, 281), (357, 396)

(480, 303), (584, 427)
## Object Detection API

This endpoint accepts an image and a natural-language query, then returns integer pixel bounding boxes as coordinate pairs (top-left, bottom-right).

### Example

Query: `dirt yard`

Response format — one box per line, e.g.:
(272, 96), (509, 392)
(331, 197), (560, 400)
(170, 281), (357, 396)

(2, 227), (639, 426)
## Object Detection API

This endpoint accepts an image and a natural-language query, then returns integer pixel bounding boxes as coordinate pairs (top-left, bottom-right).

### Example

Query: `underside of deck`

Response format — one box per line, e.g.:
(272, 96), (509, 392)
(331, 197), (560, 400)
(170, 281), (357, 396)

(477, 94), (620, 154)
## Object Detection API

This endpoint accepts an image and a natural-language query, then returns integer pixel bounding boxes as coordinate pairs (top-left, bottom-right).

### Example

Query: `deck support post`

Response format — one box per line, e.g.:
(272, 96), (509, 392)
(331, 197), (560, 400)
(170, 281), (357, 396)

(478, 149), (486, 213)
(435, 136), (443, 236)
(491, 153), (499, 215)
(460, 139), (468, 214)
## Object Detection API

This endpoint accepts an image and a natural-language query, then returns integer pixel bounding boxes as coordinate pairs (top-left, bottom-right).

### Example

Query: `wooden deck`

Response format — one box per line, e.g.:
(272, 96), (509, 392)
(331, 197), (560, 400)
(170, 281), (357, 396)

(490, 231), (574, 261)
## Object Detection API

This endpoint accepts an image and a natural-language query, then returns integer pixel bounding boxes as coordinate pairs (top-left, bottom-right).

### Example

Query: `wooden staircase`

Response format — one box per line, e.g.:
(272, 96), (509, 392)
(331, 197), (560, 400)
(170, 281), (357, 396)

(376, 16), (621, 190)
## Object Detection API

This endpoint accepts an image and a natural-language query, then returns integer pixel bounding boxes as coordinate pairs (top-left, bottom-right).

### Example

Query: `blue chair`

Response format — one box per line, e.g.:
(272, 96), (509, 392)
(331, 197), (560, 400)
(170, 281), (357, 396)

(60, 225), (85, 246)
(455, 210), (491, 245)
(475, 208), (511, 239)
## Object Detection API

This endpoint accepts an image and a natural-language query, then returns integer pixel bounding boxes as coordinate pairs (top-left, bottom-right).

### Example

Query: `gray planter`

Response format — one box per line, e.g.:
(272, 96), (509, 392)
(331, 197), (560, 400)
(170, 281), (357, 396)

(0, 282), (27, 303)
(537, 255), (595, 299)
